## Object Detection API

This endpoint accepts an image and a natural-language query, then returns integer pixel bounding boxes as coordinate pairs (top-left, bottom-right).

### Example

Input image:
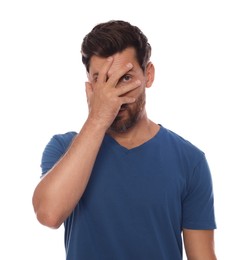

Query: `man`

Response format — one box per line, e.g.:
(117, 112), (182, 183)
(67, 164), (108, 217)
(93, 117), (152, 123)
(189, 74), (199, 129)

(32, 20), (217, 259)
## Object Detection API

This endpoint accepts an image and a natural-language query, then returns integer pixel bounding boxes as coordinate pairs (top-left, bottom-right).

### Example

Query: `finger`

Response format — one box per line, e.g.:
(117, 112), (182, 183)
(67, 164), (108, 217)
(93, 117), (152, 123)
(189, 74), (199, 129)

(97, 57), (113, 83)
(120, 96), (136, 105)
(107, 63), (133, 87)
(116, 80), (141, 96)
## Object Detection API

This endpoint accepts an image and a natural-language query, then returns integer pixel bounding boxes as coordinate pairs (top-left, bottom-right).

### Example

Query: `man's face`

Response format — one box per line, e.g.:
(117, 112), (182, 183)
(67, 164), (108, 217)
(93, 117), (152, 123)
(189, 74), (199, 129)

(88, 47), (151, 133)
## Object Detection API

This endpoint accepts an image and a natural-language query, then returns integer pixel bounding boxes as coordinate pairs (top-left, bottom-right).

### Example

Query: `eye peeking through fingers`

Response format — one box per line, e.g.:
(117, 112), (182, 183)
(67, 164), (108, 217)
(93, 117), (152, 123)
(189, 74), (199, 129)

(119, 74), (132, 84)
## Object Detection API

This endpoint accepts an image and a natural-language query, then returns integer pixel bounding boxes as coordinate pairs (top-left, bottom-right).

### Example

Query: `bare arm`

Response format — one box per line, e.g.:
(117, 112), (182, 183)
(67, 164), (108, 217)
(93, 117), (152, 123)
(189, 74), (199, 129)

(183, 229), (217, 260)
(32, 119), (107, 228)
(32, 58), (141, 228)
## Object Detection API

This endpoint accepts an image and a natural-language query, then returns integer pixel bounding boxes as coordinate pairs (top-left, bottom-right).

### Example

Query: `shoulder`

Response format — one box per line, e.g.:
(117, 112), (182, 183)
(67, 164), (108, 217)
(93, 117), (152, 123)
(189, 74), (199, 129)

(41, 131), (77, 175)
(50, 131), (78, 150)
(160, 126), (202, 149)
(159, 126), (205, 163)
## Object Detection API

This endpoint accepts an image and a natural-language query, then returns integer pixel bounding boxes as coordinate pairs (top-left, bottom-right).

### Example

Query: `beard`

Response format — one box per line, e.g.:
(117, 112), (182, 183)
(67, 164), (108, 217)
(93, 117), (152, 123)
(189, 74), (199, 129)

(108, 91), (146, 133)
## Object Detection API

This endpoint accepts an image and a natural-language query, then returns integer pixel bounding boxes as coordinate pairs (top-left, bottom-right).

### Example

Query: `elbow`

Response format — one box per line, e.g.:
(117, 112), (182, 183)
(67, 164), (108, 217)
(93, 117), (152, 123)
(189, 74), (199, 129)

(35, 209), (63, 229)
(32, 195), (63, 229)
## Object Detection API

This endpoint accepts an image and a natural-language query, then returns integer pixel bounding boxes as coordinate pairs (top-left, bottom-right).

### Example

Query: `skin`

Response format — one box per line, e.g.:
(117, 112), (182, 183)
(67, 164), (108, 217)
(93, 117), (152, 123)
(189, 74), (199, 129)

(32, 47), (216, 259)
(183, 229), (217, 260)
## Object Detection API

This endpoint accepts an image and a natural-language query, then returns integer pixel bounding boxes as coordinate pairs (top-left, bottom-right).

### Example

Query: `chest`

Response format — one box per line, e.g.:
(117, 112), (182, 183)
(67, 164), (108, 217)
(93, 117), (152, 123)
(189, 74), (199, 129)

(82, 148), (187, 212)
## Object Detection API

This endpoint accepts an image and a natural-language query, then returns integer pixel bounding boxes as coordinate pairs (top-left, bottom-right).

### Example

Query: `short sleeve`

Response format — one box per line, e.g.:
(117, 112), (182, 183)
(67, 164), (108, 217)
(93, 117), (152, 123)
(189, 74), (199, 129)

(182, 155), (216, 230)
(40, 132), (77, 176)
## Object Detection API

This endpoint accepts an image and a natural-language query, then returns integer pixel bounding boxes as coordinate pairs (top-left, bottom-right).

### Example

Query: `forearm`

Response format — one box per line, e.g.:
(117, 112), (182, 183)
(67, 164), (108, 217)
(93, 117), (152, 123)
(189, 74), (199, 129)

(32, 118), (107, 228)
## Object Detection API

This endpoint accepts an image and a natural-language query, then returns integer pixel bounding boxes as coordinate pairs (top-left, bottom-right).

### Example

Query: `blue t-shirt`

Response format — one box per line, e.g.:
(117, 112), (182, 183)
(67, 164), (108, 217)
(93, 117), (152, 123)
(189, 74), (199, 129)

(41, 125), (216, 260)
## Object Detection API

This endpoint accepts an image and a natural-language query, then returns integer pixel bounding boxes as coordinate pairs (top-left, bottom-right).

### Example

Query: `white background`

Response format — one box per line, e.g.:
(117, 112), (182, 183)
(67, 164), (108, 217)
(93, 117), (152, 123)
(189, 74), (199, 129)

(0, 0), (242, 259)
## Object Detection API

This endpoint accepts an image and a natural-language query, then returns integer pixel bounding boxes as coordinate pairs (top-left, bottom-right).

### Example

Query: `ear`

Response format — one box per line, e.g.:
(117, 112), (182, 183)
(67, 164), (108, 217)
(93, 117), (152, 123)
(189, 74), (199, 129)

(145, 62), (155, 88)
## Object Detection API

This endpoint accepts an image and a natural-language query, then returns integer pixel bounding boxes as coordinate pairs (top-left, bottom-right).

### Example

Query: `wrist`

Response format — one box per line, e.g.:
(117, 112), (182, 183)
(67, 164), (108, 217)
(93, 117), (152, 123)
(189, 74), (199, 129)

(85, 115), (110, 134)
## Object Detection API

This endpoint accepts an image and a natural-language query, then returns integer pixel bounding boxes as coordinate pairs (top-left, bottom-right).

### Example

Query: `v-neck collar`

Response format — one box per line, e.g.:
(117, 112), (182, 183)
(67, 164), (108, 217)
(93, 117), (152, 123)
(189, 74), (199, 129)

(104, 125), (163, 154)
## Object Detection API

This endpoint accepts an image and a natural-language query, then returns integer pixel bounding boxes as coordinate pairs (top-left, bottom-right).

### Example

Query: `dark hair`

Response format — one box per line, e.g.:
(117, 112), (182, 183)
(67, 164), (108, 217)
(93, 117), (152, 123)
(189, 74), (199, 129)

(81, 20), (151, 72)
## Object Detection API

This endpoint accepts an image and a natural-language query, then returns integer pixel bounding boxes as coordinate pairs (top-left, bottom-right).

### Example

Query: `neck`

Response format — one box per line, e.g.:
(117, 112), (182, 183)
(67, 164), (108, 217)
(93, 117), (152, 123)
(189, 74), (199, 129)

(107, 116), (160, 149)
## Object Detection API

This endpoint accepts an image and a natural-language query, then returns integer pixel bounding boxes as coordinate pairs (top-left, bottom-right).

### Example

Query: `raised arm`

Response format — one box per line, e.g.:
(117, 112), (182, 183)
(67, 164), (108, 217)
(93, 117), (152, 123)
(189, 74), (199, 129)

(32, 57), (141, 228)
